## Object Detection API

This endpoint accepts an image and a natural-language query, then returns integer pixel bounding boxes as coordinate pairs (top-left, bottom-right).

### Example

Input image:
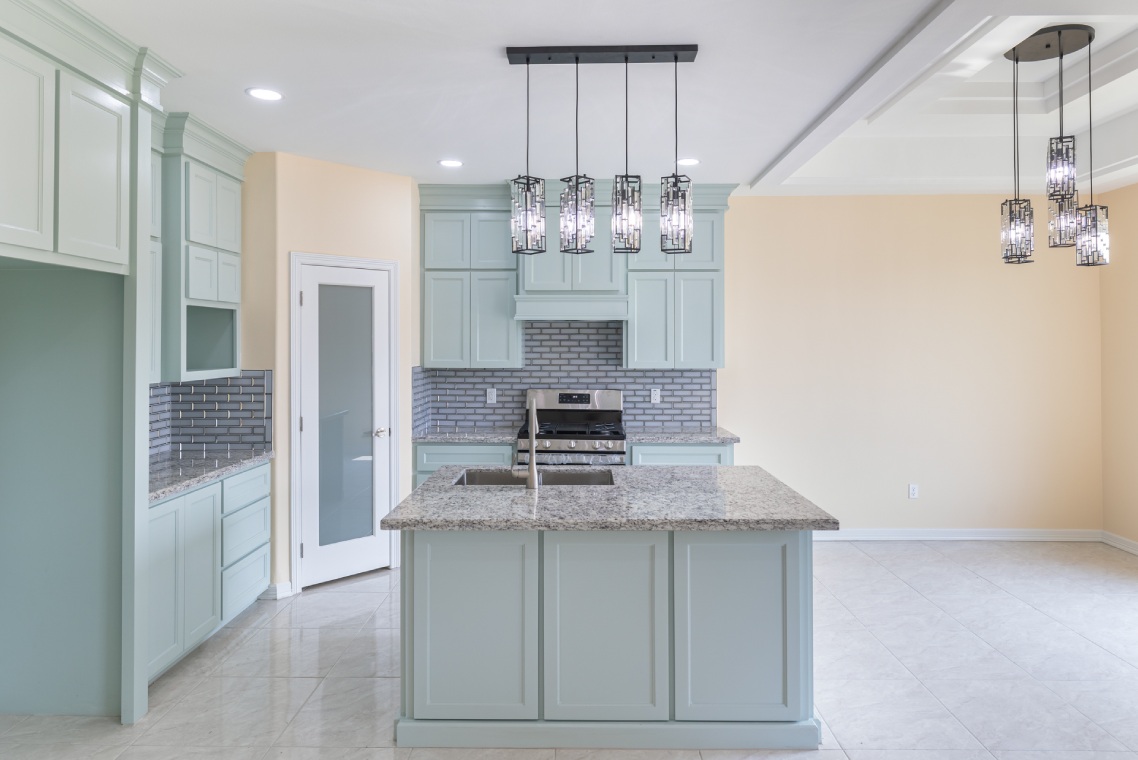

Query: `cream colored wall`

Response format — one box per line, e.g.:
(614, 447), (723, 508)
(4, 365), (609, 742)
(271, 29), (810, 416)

(719, 194), (1103, 531)
(242, 152), (419, 584)
(1100, 183), (1138, 543)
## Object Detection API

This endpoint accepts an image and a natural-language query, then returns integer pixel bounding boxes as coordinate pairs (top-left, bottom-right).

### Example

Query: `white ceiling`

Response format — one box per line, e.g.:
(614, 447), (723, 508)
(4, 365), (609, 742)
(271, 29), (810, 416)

(72, 0), (1138, 195)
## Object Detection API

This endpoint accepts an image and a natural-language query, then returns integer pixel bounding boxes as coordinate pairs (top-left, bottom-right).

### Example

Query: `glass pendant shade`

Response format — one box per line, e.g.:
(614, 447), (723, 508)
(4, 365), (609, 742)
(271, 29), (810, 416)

(511, 175), (546, 254)
(1001, 198), (1035, 264)
(1075, 204), (1109, 266)
(661, 174), (693, 253)
(1048, 191), (1078, 248)
(612, 175), (642, 253)
(560, 174), (595, 253)
(1046, 136), (1077, 199)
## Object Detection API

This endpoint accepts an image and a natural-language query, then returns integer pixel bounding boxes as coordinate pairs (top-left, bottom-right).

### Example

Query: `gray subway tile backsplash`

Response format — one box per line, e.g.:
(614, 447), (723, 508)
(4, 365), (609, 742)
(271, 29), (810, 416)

(413, 321), (715, 431)
(149, 370), (272, 456)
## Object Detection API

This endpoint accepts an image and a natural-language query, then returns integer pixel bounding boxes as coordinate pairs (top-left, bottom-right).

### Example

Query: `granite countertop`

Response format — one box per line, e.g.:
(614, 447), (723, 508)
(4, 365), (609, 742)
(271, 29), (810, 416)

(149, 448), (273, 503)
(411, 426), (740, 445)
(380, 464), (837, 532)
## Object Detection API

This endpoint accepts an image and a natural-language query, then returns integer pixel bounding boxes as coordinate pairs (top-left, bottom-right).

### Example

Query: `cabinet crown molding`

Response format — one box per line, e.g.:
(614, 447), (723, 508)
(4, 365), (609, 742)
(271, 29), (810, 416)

(164, 113), (253, 179)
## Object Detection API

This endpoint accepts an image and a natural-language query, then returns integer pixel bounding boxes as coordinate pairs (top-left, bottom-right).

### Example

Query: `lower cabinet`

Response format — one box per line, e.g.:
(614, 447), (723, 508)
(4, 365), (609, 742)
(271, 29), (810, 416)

(629, 443), (735, 466)
(147, 463), (272, 681)
(413, 443), (515, 488)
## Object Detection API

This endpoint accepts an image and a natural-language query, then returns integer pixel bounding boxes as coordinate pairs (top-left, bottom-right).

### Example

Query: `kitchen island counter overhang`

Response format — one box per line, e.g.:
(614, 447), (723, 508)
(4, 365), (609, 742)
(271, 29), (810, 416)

(381, 465), (838, 750)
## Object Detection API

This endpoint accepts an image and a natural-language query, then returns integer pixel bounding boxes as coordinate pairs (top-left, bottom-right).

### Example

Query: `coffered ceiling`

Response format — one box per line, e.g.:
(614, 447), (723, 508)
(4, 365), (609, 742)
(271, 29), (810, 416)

(71, 0), (1138, 195)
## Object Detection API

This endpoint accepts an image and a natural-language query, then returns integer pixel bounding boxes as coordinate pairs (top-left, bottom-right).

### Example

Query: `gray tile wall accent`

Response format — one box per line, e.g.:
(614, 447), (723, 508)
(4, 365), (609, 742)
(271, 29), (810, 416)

(414, 321), (716, 431)
(150, 370), (273, 455)
(412, 365), (432, 431)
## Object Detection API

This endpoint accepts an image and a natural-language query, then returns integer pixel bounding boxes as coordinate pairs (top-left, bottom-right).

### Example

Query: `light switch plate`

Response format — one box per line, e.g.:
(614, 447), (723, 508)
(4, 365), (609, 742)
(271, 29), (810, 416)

(486, 388), (496, 404)
(650, 388), (661, 404)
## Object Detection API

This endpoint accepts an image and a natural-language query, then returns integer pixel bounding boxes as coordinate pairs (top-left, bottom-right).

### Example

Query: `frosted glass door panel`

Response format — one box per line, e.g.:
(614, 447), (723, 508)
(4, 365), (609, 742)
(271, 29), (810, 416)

(318, 284), (374, 546)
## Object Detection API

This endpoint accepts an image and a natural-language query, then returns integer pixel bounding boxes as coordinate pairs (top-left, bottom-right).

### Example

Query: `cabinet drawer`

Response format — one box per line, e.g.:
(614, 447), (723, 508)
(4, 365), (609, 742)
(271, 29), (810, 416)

(222, 496), (270, 567)
(223, 463), (271, 514)
(629, 444), (734, 466)
(222, 543), (270, 622)
(186, 245), (217, 301)
(414, 443), (515, 474)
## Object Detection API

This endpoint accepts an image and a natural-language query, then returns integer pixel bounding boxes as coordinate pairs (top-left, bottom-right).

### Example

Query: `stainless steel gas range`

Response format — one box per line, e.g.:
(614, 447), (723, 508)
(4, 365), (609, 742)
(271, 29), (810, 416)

(516, 389), (627, 466)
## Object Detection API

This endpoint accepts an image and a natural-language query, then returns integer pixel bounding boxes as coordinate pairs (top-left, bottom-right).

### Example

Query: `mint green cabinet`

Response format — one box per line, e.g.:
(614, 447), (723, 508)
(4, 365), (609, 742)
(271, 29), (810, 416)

(423, 270), (521, 369)
(57, 71), (130, 267)
(629, 443), (734, 466)
(471, 212), (514, 268)
(424, 212), (470, 268)
(412, 530), (539, 719)
(183, 484), (222, 644)
(186, 245), (218, 301)
(215, 174), (242, 254)
(521, 204), (624, 294)
(0, 37), (55, 253)
(222, 544), (271, 621)
(543, 532), (669, 720)
(149, 240), (164, 384)
(413, 443), (516, 487)
(146, 499), (182, 678)
(186, 161), (217, 247)
(674, 531), (810, 721)
(628, 210), (724, 271)
(625, 271), (723, 369)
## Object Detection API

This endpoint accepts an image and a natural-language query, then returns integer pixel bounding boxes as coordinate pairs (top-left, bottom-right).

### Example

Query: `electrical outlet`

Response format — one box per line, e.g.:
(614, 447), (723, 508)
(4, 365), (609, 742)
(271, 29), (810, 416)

(486, 388), (496, 404)
(650, 388), (662, 404)
(908, 483), (919, 499)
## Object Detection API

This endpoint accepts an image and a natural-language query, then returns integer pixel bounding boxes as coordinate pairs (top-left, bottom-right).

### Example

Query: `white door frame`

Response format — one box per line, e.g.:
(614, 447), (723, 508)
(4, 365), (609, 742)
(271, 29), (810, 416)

(289, 252), (400, 593)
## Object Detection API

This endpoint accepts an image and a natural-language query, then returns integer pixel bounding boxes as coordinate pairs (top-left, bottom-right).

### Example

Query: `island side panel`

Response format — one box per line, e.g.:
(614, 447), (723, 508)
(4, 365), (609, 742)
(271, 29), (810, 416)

(673, 530), (812, 722)
(543, 531), (670, 721)
(412, 530), (539, 720)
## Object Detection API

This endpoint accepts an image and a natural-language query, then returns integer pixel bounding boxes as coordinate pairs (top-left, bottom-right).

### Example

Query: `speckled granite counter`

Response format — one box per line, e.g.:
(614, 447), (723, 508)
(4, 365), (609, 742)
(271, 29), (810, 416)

(149, 449), (273, 503)
(380, 464), (836, 532)
(411, 426), (740, 445)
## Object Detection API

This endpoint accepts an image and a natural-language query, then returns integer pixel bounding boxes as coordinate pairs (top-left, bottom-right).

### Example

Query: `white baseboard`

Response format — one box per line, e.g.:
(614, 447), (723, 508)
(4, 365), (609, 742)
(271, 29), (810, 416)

(1103, 531), (1138, 556)
(259, 582), (294, 600)
(814, 528), (1105, 543)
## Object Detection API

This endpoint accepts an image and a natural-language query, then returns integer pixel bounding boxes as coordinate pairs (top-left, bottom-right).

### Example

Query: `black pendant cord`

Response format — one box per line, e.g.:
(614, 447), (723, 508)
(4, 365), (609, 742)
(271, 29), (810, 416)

(1013, 53), (1020, 200)
(673, 55), (679, 174)
(574, 56), (580, 178)
(1058, 32), (1065, 137)
(1088, 40), (1095, 204)
(624, 56), (629, 176)
(525, 58), (531, 177)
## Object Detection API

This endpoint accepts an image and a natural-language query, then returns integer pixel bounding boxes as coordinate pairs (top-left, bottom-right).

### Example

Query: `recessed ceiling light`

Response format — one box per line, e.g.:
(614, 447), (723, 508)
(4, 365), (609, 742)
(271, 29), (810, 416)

(438, 159), (463, 168)
(677, 157), (700, 166)
(245, 88), (283, 101)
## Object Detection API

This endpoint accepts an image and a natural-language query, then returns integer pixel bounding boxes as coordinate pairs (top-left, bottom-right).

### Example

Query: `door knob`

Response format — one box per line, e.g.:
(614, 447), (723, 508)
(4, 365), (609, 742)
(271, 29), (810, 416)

(374, 428), (388, 438)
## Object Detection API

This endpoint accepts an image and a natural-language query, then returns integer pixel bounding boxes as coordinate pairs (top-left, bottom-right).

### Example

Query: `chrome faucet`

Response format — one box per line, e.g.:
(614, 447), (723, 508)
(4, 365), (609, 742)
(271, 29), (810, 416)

(526, 396), (539, 490)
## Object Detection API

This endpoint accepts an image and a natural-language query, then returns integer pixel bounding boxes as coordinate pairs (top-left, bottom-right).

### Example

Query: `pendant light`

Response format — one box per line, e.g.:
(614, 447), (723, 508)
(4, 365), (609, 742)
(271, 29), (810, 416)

(1075, 36), (1109, 267)
(511, 58), (546, 255)
(560, 56), (595, 254)
(661, 55), (693, 254)
(612, 56), (642, 253)
(1048, 31), (1077, 248)
(1001, 51), (1034, 265)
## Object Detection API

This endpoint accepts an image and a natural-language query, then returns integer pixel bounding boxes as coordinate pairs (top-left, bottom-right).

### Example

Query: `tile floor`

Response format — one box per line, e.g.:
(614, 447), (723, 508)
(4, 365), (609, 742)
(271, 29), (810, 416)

(3, 540), (1138, 759)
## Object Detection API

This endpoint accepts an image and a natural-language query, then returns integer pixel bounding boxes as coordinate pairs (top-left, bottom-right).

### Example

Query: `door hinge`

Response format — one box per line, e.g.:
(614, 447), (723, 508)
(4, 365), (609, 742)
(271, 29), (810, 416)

(299, 291), (304, 306)
(299, 416), (303, 432)
(300, 543), (304, 559)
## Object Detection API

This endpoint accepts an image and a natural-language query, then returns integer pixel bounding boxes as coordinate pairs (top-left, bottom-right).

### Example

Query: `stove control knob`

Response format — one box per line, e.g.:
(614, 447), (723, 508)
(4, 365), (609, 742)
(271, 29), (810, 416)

(605, 441), (614, 449)
(593, 441), (602, 450)
(543, 440), (552, 449)
(569, 440), (576, 449)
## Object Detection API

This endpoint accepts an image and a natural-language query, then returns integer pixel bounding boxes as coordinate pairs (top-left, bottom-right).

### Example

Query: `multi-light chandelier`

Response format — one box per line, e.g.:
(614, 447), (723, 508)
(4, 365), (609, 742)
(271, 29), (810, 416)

(1002, 24), (1110, 266)
(507, 45), (698, 257)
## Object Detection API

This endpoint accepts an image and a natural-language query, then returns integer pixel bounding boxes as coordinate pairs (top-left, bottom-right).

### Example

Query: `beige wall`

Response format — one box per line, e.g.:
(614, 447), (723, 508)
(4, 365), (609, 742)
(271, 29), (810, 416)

(1101, 183), (1138, 543)
(719, 194), (1104, 531)
(242, 152), (419, 584)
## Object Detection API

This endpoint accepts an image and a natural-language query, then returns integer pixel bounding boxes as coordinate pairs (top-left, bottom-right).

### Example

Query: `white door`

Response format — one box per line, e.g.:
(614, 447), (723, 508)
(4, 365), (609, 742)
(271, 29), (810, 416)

(298, 263), (394, 587)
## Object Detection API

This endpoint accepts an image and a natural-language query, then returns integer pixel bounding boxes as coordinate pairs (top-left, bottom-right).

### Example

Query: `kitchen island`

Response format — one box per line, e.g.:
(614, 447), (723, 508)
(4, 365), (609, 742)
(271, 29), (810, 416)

(380, 465), (838, 749)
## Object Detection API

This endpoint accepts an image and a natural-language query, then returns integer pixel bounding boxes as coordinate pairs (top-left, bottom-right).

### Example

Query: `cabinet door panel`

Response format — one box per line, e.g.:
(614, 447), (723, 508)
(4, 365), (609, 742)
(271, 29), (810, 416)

(150, 151), (163, 239)
(625, 272), (674, 368)
(675, 271), (724, 368)
(544, 532), (669, 721)
(216, 251), (241, 304)
(423, 213), (469, 268)
(413, 444), (515, 473)
(0, 39), (55, 252)
(521, 205), (571, 291)
(215, 173), (242, 253)
(183, 484), (222, 646)
(674, 531), (809, 721)
(57, 73), (129, 265)
(630, 444), (733, 466)
(186, 246), (218, 301)
(186, 161), (217, 248)
(150, 241), (163, 384)
(413, 531), (539, 719)
(147, 499), (183, 679)
(626, 210), (670, 270)
(471, 270), (521, 368)
(422, 271), (470, 367)
(470, 211), (513, 268)
(572, 207), (624, 292)
(222, 496), (271, 568)
(676, 211), (723, 270)
(222, 544), (270, 621)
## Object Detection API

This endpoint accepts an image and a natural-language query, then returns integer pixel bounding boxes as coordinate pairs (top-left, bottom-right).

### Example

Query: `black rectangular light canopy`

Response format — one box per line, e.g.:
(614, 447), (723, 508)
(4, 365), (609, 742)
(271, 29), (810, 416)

(506, 45), (698, 65)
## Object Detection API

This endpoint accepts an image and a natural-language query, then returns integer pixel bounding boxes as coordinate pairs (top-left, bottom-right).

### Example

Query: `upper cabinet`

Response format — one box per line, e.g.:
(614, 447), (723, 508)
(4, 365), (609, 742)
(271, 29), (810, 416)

(0, 37), (55, 253)
(424, 211), (512, 269)
(627, 210), (723, 271)
(520, 203), (624, 293)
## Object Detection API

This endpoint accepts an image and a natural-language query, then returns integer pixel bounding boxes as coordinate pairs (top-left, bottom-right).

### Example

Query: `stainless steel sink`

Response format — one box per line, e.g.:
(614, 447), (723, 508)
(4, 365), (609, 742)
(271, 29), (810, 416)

(454, 469), (615, 486)
(538, 470), (614, 486)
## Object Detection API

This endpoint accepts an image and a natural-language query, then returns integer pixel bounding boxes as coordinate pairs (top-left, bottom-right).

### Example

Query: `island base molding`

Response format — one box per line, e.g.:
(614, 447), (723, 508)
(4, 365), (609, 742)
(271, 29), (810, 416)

(393, 717), (823, 749)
